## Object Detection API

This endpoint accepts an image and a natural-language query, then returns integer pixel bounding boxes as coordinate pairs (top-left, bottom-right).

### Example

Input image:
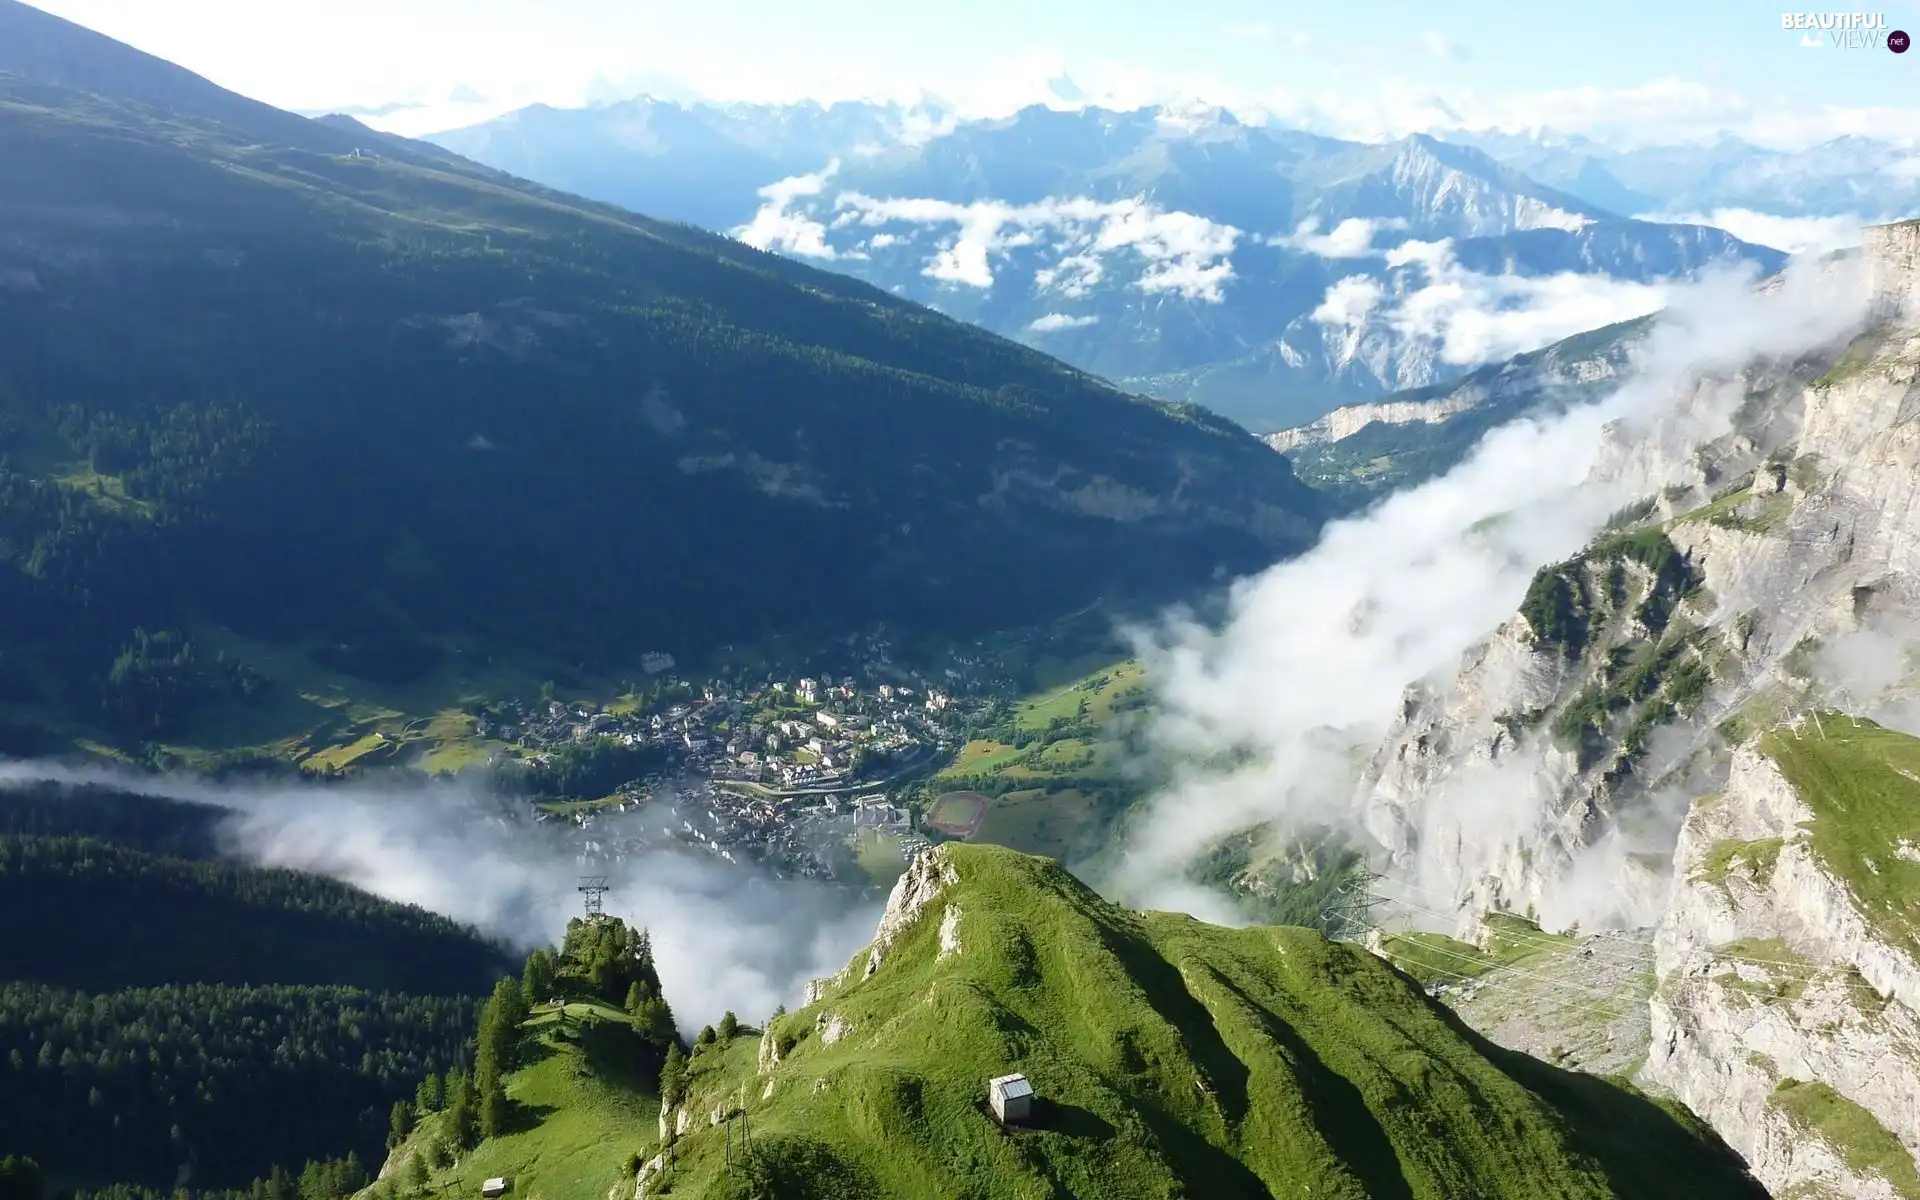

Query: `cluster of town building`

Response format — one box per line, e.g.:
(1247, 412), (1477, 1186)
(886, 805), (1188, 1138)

(485, 633), (1020, 879)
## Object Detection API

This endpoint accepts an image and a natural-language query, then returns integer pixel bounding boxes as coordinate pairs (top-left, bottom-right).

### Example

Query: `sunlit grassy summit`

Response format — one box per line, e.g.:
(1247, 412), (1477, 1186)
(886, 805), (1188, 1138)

(402, 843), (1764, 1199)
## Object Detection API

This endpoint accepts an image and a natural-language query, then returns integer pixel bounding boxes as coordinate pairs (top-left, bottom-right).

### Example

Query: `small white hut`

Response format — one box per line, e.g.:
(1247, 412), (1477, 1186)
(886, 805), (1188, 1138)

(988, 1073), (1033, 1125)
(480, 1178), (510, 1198)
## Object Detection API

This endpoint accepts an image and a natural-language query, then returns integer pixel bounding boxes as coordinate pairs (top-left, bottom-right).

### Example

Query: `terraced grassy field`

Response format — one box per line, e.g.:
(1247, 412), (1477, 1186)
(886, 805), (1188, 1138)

(931, 658), (1147, 860)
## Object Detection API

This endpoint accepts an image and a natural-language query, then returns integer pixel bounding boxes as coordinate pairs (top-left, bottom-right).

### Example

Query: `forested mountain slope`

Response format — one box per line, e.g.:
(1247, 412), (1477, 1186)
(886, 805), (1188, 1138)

(0, 784), (508, 1191)
(0, 0), (1322, 742)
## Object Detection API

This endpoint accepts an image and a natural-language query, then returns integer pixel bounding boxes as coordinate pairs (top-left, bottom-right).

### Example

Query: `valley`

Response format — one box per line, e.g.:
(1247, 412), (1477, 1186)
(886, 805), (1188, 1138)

(3, 2), (1920, 1199)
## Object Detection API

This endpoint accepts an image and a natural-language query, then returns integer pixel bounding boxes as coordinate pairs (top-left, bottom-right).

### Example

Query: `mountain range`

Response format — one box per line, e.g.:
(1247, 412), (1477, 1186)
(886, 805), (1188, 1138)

(428, 98), (1791, 431)
(0, 0), (1320, 753)
(1440, 129), (1920, 224)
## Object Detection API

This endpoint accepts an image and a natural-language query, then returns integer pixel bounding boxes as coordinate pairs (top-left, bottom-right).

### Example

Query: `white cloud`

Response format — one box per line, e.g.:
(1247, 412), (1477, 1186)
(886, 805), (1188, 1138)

(733, 160), (842, 259)
(1028, 312), (1100, 332)
(1109, 257), (1870, 917)
(1317, 238), (1670, 366)
(1310, 275), (1385, 327)
(1273, 216), (1405, 258)
(1513, 200), (1594, 233)
(1417, 30), (1466, 60)
(1035, 252), (1105, 298)
(829, 193), (1243, 302)
(0, 762), (880, 1025)
(1636, 208), (1865, 256)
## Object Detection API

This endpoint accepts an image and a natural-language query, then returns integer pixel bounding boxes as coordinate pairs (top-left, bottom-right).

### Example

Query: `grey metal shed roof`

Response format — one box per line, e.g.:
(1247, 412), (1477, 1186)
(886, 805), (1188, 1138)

(989, 1073), (1033, 1099)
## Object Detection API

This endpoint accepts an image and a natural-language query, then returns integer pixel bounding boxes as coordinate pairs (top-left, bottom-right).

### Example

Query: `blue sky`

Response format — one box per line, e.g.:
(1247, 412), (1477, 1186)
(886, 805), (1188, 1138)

(23, 0), (1920, 144)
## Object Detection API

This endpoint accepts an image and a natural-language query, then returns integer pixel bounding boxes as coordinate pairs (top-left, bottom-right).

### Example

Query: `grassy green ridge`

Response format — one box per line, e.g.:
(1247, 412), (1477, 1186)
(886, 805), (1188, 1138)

(1761, 716), (1920, 957)
(634, 844), (1759, 1199)
(1768, 1079), (1920, 1198)
(1380, 913), (1575, 988)
(392, 1001), (661, 1200)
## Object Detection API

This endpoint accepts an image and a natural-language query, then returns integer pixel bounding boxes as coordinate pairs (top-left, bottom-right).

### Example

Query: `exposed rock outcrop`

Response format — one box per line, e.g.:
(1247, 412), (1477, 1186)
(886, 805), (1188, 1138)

(1646, 744), (1920, 1198)
(1364, 302), (1920, 931)
(1349, 223), (1920, 1194)
(863, 844), (959, 979)
(1267, 313), (1639, 455)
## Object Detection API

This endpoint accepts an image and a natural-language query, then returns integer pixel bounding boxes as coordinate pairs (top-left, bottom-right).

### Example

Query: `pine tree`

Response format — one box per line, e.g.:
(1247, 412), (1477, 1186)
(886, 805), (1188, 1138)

(631, 995), (676, 1043)
(403, 1151), (429, 1192)
(446, 1070), (479, 1149)
(298, 1160), (329, 1200)
(717, 1011), (738, 1041)
(492, 974), (531, 1032)
(387, 1098), (412, 1149)
(0, 1156), (45, 1200)
(522, 948), (555, 1005)
(659, 1041), (687, 1106)
(415, 1070), (443, 1114)
(479, 1073), (510, 1139)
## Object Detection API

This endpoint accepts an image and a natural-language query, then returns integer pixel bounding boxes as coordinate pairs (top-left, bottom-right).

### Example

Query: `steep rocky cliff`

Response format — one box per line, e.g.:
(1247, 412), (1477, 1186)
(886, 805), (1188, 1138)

(1646, 728), (1920, 1198)
(1355, 219), (1920, 1196)
(1271, 316), (1649, 510)
(1362, 238), (1920, 927)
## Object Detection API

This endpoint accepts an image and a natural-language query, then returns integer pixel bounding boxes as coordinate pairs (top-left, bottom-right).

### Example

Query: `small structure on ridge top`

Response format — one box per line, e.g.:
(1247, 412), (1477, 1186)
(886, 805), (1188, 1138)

(988, 1073), (1033, 1125)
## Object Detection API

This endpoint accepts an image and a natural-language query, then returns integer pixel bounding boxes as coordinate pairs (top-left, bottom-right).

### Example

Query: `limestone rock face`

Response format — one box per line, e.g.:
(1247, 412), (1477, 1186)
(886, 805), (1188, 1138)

(1866, 219), (1920, 321)
(797, 846), (960, 1006)
(1645, 747), (1920, 1199)
(864, 845), (959, 979)
(1350, 222), (1920, 1192)
(1362, 312), (1920, 932)
(756, 1025), (784, 1073)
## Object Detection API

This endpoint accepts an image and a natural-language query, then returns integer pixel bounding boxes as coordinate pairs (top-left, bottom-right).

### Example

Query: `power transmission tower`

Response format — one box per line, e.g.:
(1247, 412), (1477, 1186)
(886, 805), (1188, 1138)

(578, 875), (610, 922)
(1320, 870), (1386, 942)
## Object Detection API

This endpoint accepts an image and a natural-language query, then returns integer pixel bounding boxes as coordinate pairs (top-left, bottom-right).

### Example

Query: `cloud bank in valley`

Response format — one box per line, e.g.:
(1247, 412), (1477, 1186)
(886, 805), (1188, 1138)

(741, 174), (1685, 374)
(1311, 237), (1671, 367)
(1115, 253), (1870, 925)
(738, 182), (1245, 302)
(734, 160), (845, 260)
(1271, 216), (1406, 259)
(0, 760), (880, 1026)
(1028, 312), (1100, 332)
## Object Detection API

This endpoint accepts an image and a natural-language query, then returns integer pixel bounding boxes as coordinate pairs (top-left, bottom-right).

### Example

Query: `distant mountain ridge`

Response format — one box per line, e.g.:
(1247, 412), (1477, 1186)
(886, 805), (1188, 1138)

(1441, 129), (1920, 223)
(427, 98), (1784, 432)
(1270, 315), (1654, 511)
